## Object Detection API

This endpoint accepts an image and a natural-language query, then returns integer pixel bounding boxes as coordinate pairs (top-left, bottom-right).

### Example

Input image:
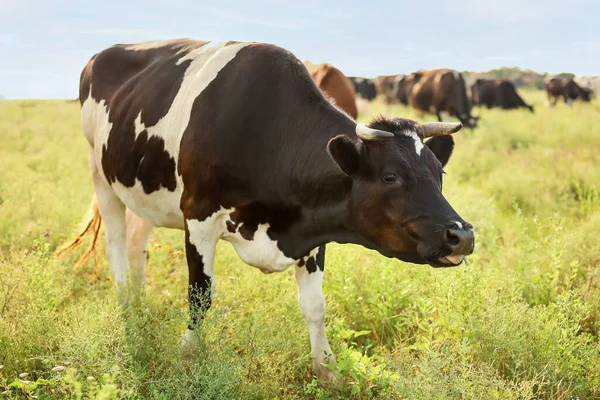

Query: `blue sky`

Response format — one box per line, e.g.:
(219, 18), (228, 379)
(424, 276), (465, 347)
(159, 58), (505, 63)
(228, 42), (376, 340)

(1, 0), (598, 99)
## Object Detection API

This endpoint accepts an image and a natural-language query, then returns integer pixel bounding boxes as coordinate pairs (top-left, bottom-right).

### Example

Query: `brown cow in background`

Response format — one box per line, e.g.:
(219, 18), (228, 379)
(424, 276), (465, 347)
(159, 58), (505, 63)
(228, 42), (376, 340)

(471, 79), (534, 112)
(310, 63), (358, 119)
(545, 77), (592, 107)
(375, 74), (406, 104)
(405, 69), (479, 129)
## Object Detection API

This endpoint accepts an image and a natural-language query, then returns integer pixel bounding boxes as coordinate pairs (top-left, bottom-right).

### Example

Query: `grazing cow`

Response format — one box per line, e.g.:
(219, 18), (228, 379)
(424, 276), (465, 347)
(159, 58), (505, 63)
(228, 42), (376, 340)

(310, 63), (358, 119)
(349, 77), (377, 101)
(406, 69), (479, 129)
(375, 74), (406, 104)
(545, 77), (592, 107)
(70, 39), (474, 380)
(471, 79), (534, 112)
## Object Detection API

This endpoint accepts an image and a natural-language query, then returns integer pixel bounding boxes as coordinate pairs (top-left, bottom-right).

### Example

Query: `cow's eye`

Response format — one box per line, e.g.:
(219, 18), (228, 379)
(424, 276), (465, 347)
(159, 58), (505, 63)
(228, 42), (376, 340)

(383, 173), (398, 184)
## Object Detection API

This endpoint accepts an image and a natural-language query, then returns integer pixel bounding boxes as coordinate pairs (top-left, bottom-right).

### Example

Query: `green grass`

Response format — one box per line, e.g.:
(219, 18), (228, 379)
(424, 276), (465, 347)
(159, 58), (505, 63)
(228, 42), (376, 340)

(1, 91), (600, 399)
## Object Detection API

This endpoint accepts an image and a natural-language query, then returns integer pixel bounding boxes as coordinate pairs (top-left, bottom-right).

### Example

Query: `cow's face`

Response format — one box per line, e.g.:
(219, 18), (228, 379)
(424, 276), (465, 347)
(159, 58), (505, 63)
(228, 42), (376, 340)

(327, 117), (474, 267)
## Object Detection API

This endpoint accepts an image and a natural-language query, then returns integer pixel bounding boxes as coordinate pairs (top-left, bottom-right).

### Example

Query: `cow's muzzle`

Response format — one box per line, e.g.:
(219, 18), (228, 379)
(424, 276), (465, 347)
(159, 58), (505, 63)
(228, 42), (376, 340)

(429, 222), (475, 267)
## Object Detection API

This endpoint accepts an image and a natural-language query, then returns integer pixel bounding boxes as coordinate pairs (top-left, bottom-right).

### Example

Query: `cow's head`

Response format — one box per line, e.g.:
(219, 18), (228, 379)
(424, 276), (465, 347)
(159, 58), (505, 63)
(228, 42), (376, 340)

(580, 87), (593, 102)
(327, 117), (474, 267)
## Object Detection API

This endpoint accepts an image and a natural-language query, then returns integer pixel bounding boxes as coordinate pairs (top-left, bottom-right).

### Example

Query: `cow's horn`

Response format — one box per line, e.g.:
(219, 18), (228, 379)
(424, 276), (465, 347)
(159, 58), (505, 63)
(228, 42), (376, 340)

(356, 124), (395, 141)
(419, 122), (463, 138)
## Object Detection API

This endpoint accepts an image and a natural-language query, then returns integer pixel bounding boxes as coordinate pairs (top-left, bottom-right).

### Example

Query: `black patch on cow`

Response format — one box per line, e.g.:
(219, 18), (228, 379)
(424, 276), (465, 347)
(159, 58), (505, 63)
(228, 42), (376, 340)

(102, 129), (176, 194)
(302, 245), (326, 274)
(185, 234), (212, 329)
(226, 220), (237, 234)
(305, 256), (318, 273)
(317, 245), (325, 272)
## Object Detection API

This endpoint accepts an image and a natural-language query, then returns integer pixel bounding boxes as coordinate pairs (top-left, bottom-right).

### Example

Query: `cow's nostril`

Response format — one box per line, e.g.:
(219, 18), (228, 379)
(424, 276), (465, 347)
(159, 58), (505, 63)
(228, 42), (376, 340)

(445, 229), (461, 246)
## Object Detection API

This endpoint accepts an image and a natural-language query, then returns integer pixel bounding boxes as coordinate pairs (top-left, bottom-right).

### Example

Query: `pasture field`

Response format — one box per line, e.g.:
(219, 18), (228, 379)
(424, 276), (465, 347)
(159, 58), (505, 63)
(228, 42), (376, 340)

(1, 90), (600, 399)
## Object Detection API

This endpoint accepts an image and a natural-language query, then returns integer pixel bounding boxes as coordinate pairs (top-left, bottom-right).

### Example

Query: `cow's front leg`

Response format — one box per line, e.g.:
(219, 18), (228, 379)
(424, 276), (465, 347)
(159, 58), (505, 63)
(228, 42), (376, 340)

(295, 245), (337, 380)
(180, 215), (218, 362)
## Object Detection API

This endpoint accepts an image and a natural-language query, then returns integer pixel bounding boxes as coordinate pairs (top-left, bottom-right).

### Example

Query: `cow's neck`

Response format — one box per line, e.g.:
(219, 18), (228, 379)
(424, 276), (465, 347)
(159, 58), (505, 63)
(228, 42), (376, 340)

(275, 105), (366, 257)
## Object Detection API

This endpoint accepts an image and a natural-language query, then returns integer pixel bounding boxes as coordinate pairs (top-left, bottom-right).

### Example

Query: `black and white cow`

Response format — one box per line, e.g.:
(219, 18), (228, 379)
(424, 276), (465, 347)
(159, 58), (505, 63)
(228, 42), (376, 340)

(76, 39), (474, 380)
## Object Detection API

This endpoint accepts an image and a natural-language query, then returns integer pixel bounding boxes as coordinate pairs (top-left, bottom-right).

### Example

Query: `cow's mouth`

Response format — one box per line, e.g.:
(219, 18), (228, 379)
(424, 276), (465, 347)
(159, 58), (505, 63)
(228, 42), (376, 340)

(428, 254), (464, 268)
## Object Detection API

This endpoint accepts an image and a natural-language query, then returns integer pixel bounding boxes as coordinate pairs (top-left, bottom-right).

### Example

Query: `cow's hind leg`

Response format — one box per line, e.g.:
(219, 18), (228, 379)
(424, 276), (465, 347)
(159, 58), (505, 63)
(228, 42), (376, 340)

(296, 245), (336, 380)
(180, 210), (219, 362)
(89, 147), (128, 291)
(126, 210), (153, 294)
(564, 96), (573, 108)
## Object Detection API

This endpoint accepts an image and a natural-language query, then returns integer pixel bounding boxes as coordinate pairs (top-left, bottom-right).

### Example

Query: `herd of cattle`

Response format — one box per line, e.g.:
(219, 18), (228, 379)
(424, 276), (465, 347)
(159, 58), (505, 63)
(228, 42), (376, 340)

(309, 63), (595, 128)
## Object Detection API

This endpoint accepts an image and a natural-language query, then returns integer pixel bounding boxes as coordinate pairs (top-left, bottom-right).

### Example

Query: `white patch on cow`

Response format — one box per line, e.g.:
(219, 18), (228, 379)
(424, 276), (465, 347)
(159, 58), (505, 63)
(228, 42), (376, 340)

(81, 88), (112, 147)
(455, 221), (463, 230)
(402, 129), (424, 156)
(453, 70), (460, 80)
(228, 223), (297, 272)
(295, 252), (336, 380)
(223, 210), (297, 273)
(156, 41), (250, 171)
(134, 112), (146, 135)
(186, 215), (220, 297)
(187, 207), (296, 273)
(111, 180), (184, 229)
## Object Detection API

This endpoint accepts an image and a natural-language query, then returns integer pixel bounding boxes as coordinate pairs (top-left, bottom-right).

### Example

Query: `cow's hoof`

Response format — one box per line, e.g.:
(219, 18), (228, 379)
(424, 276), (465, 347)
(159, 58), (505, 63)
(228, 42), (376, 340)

(178, 329), (199, 368)
(313, 361), (339, 383)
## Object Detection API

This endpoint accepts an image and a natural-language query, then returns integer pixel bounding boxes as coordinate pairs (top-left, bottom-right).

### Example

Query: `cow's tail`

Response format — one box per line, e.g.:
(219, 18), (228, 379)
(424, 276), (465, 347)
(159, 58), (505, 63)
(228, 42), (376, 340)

(55, 195), (103, 269)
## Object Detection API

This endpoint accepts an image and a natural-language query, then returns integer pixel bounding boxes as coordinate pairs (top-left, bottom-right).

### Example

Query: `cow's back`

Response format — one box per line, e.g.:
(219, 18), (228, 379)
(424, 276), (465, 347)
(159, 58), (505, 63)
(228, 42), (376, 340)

(471, 79), (495, 107)
(408, 70), (438, 111)
(496, 81), (523, 109)
(410, 69), (457, 111)
(311, 64), (357, 119)
(546, 78), (565, 97)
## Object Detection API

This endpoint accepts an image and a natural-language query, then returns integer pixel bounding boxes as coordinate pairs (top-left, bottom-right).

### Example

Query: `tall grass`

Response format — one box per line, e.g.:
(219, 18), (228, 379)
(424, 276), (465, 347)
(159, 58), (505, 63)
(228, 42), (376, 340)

(1, 92), (599, 399)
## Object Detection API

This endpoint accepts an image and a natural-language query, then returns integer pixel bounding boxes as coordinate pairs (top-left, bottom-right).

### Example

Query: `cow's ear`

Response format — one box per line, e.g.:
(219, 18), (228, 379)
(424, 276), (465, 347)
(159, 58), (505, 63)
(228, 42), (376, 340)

(327, 135), (361, 175)
(425, 135), (454, 167)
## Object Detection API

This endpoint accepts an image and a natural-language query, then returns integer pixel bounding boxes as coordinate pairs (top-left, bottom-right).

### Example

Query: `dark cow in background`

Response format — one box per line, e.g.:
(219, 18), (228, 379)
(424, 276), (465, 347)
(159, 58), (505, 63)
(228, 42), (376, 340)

(349, 77), (377, 101)
(311, 63), (358, 119)
(405, 69), (479, 129)
(545, 77), (592, 107)
(64, 39), (474, 381)
(471, 79), (534, 112)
